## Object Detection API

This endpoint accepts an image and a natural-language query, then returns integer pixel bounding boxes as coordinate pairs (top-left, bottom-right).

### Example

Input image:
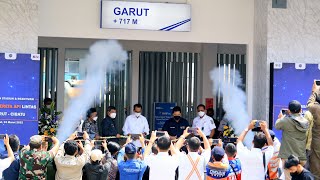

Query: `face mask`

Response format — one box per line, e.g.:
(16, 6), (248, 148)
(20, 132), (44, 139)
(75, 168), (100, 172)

(46, 105), (51, 109)
(135, 112), (141, 117)
(290, 171), (299, 176)
(174, 116), (180, 120)
(93, 116), (98, 121)
(110, 113), (116, 119)
(198, 111), (205, 117)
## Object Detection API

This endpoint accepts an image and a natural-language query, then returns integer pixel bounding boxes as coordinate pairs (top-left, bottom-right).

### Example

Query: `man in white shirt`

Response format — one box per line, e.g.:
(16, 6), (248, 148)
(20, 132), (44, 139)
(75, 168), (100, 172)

(192, 104), (216, 138)
(122, 104), (149, 147)
(236, 120), (274, 180)
(144, 131), (179, 180)
(0, 134), (14, 178)
(175, 127), (211, 180)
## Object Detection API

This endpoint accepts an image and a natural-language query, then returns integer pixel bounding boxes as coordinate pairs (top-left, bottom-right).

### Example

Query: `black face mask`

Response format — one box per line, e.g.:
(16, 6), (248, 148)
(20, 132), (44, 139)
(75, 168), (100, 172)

(290, 171), (299, 176)
(174, 116), (180, 120)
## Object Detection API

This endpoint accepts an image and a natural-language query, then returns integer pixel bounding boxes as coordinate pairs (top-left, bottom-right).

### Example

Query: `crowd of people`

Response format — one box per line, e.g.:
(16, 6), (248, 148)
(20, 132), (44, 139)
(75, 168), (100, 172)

(1, 82), (320, 180)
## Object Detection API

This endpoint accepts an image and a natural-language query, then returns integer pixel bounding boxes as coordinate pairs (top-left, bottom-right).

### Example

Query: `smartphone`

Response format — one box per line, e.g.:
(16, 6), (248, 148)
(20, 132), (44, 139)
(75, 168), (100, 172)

(188, 127), (198, 134)
(252, 120), (262, 132)
(77, 131), (84, 137)
(94, 141), (103, 146)
(131, 134), (141, 140)
(156, 131), (166, 137)
(212, 139), (220, 145)
(44, 137), (53, 143)
(281, 109), (289, 116)
(0, 134), (6, 139)
(315, 80), (320, 86)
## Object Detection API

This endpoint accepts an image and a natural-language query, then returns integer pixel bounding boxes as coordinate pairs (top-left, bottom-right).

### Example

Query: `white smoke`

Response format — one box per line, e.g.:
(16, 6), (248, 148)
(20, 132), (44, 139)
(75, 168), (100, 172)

(210, 67), (253, 146)
(57, 40), (128, 141)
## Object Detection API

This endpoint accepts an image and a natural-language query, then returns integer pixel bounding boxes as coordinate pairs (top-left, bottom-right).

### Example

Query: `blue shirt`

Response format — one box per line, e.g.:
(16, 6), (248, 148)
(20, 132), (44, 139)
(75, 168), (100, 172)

(1, 152), (20, 180)
(117, 149), (147, 180)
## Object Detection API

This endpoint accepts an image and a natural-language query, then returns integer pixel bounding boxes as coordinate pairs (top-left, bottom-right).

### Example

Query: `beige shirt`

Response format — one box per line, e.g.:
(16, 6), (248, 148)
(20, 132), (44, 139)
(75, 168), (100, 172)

(54, 140), (91, 180)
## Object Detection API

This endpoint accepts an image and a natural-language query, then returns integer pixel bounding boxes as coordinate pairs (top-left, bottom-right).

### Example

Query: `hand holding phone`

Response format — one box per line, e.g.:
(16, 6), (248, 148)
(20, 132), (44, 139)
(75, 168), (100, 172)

(77, 131), (84, 137)
(187, 128), (198, 135)
(131, 134), (141, 140)
(156, 131), (166, 137)
(281, 109), (289, 116)
(0, 134), (6, 140)
(44, 136), (53, 143)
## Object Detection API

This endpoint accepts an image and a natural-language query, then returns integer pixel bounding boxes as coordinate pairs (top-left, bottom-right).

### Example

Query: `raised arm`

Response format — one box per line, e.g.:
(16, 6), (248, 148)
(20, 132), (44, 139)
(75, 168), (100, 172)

(237, 121), (254, 143)
(260, 121), (273, 146)
(175, 127), (190, 150)
(4, 134), (14, 163)
(144, 131), (157, 158)
(197, 128), (210, 151)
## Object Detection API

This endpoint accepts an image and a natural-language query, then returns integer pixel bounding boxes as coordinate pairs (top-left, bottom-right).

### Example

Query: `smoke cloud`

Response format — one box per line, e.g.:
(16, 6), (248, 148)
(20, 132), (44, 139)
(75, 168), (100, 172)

(210, 67), (253, 146)
(57, 40), (128, 141)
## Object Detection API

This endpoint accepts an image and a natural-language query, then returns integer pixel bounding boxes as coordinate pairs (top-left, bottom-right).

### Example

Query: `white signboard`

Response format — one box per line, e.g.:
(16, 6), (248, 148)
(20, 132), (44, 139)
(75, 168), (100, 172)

(100, 1), (191, 32)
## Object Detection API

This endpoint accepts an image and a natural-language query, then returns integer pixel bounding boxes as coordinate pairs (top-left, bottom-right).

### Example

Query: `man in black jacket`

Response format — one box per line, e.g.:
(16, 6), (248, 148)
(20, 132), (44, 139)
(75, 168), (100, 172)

(101, 106), (121, 138)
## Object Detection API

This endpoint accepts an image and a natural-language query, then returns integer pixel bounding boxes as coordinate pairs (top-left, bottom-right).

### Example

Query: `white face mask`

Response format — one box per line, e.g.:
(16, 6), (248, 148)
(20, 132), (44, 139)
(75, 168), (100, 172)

(110, 113), (116, 119)
(93, 116), (98, 121)
(46, 105), (51, 109)
(198, 111), (205, 117)
(135, 112), (141, 117)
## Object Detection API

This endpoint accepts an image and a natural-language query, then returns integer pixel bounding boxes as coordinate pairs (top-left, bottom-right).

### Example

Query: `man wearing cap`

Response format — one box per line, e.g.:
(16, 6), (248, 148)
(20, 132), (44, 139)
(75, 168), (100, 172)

(117, 137), (147, 180)
(262, 130), (283, 180)
(19, 135), (60, 179)
(206, 146), (237, 180)
(276, 100), (309, 180)
(84, 143), (111, 180)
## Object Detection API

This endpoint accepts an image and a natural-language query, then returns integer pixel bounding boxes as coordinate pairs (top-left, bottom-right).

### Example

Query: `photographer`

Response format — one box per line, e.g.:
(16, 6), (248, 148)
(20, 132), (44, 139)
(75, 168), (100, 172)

(276, 100), (309, 180)
(175, 127), (211, 180)
(0, 135), (15, 178)
(19, 135), (60, 179)
(306, 82), (320, 179)
(236, 120), (274, 180)
(54, 131), (92, 180)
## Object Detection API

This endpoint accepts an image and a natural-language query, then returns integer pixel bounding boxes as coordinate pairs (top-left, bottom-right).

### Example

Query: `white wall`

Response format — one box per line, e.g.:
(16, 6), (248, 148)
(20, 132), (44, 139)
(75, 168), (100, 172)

(39, 0), (255, 117)
(39, 0), (254, 44)
(0, 0), (39, 53)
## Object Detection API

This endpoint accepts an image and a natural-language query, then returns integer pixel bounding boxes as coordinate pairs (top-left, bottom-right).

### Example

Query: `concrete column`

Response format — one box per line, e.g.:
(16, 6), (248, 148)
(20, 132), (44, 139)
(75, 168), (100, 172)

(0, 0), (39, 53)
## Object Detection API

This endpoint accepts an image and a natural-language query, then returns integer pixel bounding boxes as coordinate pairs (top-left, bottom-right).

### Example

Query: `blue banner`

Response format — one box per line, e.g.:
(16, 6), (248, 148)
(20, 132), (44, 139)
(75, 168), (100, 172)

(0, 53), (40, 145)
(272, 63), (320, 141)
(154, 102), (176, 130)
